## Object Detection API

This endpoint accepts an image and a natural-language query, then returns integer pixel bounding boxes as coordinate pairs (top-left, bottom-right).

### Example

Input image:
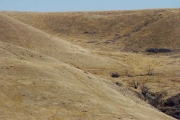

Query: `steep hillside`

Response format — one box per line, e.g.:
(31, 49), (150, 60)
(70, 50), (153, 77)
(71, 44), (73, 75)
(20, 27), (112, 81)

(0, 13), (130, 76)
(0, 12), (176, 120)
(3, 9), (180, 98)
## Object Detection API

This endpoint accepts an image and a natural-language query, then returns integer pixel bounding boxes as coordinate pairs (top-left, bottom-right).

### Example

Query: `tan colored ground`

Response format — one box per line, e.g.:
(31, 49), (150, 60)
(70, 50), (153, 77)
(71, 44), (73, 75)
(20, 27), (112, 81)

(0, 9), (179, 119)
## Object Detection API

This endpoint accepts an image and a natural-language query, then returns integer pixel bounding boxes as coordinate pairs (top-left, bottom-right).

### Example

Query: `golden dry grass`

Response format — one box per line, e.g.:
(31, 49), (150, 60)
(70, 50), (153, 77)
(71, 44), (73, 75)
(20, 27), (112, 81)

(5, 9), (180, 96)
(0, 9), (179, 119)
(4, 9), (180, 52)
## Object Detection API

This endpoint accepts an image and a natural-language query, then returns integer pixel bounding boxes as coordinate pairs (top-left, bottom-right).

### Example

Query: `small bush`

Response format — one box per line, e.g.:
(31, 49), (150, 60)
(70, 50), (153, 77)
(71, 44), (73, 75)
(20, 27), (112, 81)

(84, 31), (89, 34)
(147, 66), (153, 76)
(115, 81), (122, 87)
(145, 48), (172, 53)
(132, 80), (139, 89)
(164, 93), (180, 107)
(111, 73), (120, 78)
(140, 85), (150, 100)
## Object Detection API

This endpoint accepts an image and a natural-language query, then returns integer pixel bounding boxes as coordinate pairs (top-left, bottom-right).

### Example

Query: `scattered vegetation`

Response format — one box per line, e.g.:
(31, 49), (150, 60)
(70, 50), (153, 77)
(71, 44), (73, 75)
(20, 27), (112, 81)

(148, 91), (167, 107)
(87, 41), (98, 43)
(131, 80), (179, 119)
(145, 48), (172, 53)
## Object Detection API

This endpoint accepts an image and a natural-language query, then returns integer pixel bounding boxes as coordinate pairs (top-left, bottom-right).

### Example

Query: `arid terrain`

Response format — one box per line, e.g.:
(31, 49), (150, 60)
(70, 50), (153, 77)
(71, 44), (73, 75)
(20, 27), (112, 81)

(0, 9), (180, 119)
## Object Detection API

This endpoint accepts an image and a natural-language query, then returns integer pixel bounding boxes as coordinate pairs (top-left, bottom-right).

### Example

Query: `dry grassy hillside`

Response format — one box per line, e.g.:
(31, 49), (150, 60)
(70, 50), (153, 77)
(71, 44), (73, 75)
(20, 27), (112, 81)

(0, 9), (180, 119)
(3, 9), (180, 96)
(4, 9), (180, 52)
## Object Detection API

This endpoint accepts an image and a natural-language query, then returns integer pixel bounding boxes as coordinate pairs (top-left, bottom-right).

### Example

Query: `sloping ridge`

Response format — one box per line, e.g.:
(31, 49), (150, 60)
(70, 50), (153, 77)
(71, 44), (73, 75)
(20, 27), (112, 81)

(0, 13), (175, 119)
(4, 9), (180, 52)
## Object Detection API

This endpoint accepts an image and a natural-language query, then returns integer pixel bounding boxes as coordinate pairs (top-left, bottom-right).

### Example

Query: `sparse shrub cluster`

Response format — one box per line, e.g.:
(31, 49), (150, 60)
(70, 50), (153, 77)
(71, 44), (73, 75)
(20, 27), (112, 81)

(131, 81), (166, 103)
(131, 80), (180, 119)
(130, 80), (150, 100)
(159, 93), (180, 119)
(164, 94), (180, 107)
(148, 91), (167, 107)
